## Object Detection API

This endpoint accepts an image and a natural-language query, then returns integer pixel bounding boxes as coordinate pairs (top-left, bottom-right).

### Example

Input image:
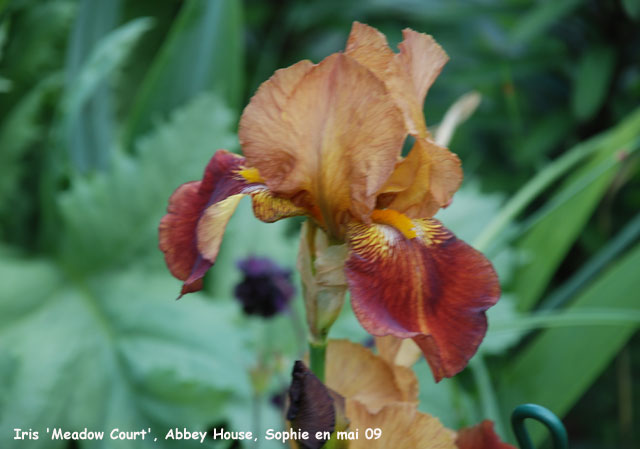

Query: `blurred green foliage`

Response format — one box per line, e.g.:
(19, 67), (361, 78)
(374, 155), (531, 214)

(0, 1), (638, 448)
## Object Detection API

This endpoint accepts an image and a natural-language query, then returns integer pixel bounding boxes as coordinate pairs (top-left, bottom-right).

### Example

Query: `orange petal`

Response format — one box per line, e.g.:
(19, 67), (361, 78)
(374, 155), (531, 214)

(346, 22), (448, 137)
(325, 340), (418, 413)
(159, 150), (307, 296)
(239, 53), (406, 235)
(375, 336), (422, 367)
(456, 421), (517, 449)
(346, 400), (457, 449)
(345, 218), (500, 382)
(377, 138), (462, 219)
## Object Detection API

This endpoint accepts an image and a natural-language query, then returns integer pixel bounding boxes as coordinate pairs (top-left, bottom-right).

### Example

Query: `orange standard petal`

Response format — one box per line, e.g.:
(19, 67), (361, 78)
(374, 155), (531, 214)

(377, 137), (462, 219)
(325, 340), (418, 413)
(346, 400), (457, 449)
(158, 150), (307, 296)
(239, 53), (406, 237)
(345, 216), (500, 381)
(346, 22), (449, 138)
(456, 421), (517, 449)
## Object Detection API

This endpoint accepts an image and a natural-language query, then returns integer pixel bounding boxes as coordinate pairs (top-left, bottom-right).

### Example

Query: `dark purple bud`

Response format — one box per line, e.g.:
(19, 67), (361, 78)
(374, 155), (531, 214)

(234, 256), (295, 318)
(287, 361), (335, 449)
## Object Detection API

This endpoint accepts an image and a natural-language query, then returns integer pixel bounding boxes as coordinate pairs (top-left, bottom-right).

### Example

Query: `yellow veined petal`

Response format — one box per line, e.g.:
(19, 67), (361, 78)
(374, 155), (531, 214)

(345, 217), (500, 381)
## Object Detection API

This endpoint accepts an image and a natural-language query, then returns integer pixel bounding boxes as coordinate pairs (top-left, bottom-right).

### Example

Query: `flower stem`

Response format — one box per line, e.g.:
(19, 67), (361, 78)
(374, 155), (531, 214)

(309, 340), (327, 382)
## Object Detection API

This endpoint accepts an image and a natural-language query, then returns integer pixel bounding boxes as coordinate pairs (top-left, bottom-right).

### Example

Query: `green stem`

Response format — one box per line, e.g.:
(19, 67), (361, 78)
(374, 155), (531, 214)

(469, 356), (506, 438)
(309, 340), (327, 382)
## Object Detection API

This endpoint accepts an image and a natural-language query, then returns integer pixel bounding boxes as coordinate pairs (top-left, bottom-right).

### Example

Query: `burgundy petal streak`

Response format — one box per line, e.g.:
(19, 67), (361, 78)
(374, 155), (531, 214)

(345, 218), (500, 381)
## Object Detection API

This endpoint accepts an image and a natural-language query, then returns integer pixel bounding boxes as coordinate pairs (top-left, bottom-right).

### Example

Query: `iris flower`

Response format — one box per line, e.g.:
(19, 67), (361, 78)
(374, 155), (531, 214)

(159, 22), (500, 381)
(287, 340), (515, 449)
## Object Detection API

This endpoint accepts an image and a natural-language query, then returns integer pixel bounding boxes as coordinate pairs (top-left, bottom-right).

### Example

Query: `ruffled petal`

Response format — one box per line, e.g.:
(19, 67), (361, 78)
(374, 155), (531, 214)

(239, 53), (406, 235)
(456, 421), (516, 449)
(346, 400), (457, 449)
(159, 150), (307, 296)
(345, 217), (500, 381)
(325, 340), (418, 413)
(346, 22), (448, 138)
(377, 138), (462, 219)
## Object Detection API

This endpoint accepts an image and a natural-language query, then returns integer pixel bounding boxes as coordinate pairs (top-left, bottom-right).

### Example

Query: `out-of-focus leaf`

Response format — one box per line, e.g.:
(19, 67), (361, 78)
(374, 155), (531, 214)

(63, 16), (153, 172)
(516, 111), (573, 165)
(63, 0), (122, 173)
(622, 0), (640, 20)
(571, 45), (616, 122)
(0, 74), (62, 244)
(540, 212), (640, 310)
(510, 112), (640, 311)
(481, 296), (523, 355)
(415, 358), (477, 430)
(0, 1), (74, 111)
(58, 93), (236, 273)
(499, 241), (640, 445)
(0, 75), (61, 204)
(124, 0), (243, 147)
(473, 106), (640, 281)
(510, 0), (583, 44)
(0, 256), (250, 449)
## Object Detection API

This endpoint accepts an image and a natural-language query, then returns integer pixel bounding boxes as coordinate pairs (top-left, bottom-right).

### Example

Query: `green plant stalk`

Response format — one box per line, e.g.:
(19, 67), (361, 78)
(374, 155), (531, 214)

(539, 212), (640, 310)
(469, 356), (506, 438)
(473, 106), (640, 253)
(309, 340), (327, 382)
(490, 309), (640, 333)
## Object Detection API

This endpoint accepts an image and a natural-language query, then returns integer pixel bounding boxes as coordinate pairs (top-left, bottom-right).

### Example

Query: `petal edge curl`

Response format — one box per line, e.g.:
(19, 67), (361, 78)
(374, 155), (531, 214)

(159, 150), (307, 296)
(345, 217), (500, 381)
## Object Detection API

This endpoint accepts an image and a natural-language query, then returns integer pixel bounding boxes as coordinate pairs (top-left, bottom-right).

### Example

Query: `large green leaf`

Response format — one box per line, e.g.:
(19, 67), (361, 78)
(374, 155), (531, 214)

(0, 256), (250, 449)
(124, 0), (243, 147)
(58, 93), (236, 274)
(499, 241), (640, 444)
(0, 94), (256, 448)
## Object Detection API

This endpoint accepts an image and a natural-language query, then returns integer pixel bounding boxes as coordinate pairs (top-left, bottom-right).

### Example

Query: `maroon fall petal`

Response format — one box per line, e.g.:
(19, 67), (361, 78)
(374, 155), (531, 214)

(456, 420), (517, 449)
(345, 218), (501, 382)
(158, 150), (247, 296)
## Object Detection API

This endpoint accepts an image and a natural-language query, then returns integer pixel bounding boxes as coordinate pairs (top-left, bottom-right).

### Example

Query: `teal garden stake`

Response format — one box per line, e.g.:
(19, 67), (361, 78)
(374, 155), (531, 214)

(512, 404), (569, 449)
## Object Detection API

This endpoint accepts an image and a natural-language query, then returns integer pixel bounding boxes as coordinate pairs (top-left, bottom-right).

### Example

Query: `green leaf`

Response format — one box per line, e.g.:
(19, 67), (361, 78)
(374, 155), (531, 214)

(0, 74), (62, 240)
(499, 241), (640, 445)
(571, 45), (616, 122)
(63, 0), (123, 173)
(510, 0), (583, 44)
(510, 119), (640, 311)
(622, 0), (640, 20)
(63, 16), (153, 172)
(124, 0), (243, 147)
(0, 257), (250, 449)
(57, 93), (236, 273)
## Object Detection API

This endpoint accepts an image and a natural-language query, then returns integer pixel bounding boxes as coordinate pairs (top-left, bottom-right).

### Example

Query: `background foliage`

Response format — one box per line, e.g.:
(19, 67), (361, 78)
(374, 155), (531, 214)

(1, 1), (639, 448)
